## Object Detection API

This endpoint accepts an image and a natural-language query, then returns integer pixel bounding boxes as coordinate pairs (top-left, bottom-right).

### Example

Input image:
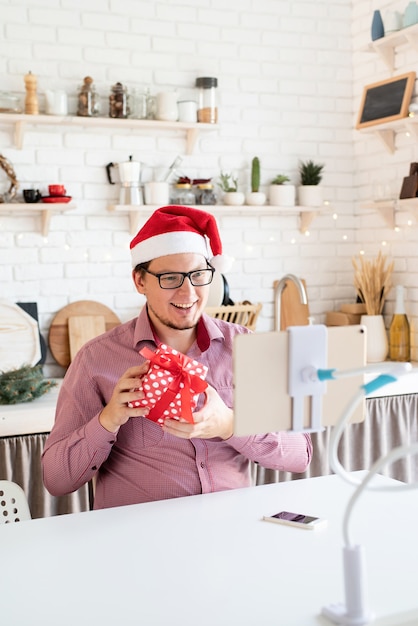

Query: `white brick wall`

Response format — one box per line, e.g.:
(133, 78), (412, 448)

(1, 0), (416, 377)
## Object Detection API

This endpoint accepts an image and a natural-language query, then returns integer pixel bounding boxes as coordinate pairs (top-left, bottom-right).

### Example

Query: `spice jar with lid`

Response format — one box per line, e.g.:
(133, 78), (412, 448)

(195, 76), (218, 124)
(170, 183), (196, 205)
(196, 183), (216, 205)
(77, 76), (100, 117)
(109, 81), (130, 118)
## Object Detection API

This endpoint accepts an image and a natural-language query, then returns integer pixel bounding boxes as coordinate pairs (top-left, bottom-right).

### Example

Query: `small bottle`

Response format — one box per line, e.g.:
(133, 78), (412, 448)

(195, 76), (218, 124)
(389, 285), (410, 361)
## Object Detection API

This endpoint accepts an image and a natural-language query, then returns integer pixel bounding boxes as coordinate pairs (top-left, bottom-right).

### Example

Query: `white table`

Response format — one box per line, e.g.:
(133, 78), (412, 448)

(0, 472), (417, 626)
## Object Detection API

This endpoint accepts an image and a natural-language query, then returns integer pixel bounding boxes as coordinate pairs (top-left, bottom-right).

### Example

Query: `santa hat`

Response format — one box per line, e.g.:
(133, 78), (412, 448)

(130, 205), (232, 272)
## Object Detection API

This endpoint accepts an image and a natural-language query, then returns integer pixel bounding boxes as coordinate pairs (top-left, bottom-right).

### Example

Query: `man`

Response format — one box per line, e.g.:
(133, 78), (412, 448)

(42, 206), (312, 509)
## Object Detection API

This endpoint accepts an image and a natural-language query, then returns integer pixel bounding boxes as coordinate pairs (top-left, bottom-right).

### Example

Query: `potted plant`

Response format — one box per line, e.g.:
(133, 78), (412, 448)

(298, 159), (325, 207)
(246, 157), (266, 206)
(268, 173), (295, 207)
(218, 171), (245, 206)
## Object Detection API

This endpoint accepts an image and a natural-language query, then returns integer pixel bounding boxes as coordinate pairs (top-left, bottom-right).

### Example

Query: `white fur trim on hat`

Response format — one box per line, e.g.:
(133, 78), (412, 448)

(131, 230), (209, 267)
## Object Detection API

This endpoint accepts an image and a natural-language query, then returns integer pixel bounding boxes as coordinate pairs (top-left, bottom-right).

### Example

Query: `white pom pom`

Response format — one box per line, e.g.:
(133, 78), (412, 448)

(210, 254), (234, 273)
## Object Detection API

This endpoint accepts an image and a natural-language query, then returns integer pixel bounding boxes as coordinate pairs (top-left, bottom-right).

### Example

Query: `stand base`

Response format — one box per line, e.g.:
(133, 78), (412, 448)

(322, 603), (375, 625)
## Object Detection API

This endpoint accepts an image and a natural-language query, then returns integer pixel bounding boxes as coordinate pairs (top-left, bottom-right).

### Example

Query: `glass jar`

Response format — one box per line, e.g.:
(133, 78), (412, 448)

(195, 76), (218, 124)
(170, 183), (196, 205)
(109, 82), (129, 118)
(129, 88), (147, 119)
(77, 76), (100, 117)
(0, 92), (22, 113)
(196, 183), (216, 205)
(145, 88), (156, 120)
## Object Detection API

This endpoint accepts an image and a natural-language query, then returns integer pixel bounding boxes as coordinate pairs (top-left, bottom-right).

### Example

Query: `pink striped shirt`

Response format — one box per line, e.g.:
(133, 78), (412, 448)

(42, 308), (312, 509)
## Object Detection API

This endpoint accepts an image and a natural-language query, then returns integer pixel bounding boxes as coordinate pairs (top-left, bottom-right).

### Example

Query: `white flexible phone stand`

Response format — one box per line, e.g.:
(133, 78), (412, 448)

(286, 325), (415, 625)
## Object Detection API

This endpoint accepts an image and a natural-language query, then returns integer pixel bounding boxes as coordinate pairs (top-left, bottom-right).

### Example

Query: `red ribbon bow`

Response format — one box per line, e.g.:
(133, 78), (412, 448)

(140, 346), (208, 423)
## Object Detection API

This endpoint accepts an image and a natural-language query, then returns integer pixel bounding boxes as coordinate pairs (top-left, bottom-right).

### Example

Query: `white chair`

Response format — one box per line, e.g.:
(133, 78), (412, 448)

(0, 480), (31, 523)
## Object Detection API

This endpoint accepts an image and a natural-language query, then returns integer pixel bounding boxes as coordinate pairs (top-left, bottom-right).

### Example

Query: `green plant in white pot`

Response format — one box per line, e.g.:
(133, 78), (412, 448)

(269, 173), (295, 207)
(246, 157), (266, 206)
(218, 171), (245, 206)
(298, 159), (325, 207)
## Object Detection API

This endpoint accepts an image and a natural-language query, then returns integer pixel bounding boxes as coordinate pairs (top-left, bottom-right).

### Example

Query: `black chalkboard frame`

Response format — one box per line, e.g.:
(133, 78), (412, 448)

(356, 72), (416, 129)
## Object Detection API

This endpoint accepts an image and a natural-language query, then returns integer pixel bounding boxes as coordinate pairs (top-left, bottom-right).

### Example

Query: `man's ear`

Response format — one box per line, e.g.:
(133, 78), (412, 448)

(132, 269), (145, 294)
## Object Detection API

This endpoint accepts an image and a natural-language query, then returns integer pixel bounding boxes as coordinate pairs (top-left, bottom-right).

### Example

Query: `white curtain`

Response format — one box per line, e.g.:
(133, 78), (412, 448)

(255, 394), (418, 485)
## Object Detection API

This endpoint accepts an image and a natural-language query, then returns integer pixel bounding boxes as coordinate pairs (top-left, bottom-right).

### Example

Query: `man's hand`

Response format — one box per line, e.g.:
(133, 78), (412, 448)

(99, 363), (150, 433)
(162, 384), (233, 441)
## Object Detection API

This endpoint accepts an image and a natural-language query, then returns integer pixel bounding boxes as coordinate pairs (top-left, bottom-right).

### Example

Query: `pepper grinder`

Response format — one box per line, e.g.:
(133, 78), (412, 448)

(24, 71), (39, 115)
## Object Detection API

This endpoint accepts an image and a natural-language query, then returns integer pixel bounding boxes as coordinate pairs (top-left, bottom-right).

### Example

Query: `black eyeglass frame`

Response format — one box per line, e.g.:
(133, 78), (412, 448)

(138, 263), (215, 289)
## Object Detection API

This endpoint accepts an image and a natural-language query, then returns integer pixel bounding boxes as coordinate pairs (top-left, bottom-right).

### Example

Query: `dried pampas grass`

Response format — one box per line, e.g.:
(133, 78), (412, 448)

(352, 251), (394, 315)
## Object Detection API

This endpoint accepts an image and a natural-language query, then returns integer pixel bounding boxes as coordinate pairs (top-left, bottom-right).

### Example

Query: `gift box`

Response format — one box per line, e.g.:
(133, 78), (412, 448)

(128, 344), (208, 425)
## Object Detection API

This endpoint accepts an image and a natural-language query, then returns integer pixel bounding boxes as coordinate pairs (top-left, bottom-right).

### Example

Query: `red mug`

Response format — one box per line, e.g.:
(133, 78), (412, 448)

(48, 184), (66, 196)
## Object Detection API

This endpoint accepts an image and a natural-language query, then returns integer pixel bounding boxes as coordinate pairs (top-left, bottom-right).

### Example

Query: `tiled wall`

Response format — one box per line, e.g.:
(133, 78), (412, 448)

(1, 0), (417, 376)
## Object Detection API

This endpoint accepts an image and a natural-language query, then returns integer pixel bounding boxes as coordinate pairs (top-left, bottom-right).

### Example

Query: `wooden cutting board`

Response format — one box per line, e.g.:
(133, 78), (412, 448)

(68, 314), (106, 361)
(278, 279), (310, 330)
(48, 301), (121, 368)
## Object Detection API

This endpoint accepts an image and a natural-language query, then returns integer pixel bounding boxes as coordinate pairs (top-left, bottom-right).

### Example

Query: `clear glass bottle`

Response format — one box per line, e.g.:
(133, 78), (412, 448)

(195, 76), (218, 124)
(77, 76), (100, 117)
(170, 183), (195, 205)
(389, 285), (410, 361)
(109, 81), (129, 118)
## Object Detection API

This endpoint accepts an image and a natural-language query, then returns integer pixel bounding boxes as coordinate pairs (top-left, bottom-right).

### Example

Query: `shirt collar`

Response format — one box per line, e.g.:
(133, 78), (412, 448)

(133, 307), (224, 353)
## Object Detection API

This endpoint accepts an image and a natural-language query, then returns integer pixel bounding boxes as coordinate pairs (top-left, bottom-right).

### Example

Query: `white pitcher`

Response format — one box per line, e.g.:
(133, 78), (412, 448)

(45, 90), (68, 115)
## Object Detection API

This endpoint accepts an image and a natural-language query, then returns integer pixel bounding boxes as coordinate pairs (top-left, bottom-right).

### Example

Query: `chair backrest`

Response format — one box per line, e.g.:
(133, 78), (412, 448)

(205, 302), (262, 331)
(0, 480), (31, 523)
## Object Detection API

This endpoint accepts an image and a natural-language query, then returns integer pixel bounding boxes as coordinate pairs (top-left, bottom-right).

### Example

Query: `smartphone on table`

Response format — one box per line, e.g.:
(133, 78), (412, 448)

(262, 510), (327, 530)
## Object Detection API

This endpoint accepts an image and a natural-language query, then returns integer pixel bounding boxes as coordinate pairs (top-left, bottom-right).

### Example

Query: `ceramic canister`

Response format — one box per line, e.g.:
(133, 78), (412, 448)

(177, 100), (197, 123)
(156, 92), (178, 121)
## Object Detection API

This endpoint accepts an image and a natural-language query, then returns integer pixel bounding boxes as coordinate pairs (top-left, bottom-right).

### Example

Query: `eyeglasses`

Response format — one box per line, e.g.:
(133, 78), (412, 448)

(139, 264), (215, 289)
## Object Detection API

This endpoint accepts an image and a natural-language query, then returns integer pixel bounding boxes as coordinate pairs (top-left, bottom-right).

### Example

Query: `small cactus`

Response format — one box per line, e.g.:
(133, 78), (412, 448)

(251, 156), (260, 192)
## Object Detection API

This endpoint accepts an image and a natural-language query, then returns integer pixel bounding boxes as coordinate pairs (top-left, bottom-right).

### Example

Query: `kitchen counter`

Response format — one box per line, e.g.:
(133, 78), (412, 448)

(0, 379), (62, 437)
(0, 379), (90, 519)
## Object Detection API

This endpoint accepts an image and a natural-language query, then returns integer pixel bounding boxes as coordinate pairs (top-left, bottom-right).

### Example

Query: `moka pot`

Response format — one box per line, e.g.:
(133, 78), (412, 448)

(106, 155), (142, 205)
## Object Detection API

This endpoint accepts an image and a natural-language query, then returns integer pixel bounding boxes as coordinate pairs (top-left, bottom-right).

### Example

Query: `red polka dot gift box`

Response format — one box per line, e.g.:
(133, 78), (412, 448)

(128, 344), (208, 425)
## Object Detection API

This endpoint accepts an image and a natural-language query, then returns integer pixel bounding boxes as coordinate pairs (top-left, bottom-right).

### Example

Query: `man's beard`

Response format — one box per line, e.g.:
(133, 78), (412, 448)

(147, 302), (199, 332)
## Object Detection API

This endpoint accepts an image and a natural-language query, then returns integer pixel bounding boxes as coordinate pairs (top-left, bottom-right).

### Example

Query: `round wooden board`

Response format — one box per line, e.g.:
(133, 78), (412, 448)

(48, 300), (121, 368)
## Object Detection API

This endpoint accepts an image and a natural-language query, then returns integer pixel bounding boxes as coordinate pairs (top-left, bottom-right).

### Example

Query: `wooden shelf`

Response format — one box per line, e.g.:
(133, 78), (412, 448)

(0, 113), (218, 154)
(360, 22), (418, 71)
(0, 202), (76, 235)
(361, 197), (418, 228)
(357, 115), (418, 153)
(108, 203), (325, 235)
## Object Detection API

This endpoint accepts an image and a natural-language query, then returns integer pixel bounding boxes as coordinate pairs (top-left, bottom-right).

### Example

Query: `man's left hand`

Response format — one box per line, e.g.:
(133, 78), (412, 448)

(162, 384), (233, 440)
